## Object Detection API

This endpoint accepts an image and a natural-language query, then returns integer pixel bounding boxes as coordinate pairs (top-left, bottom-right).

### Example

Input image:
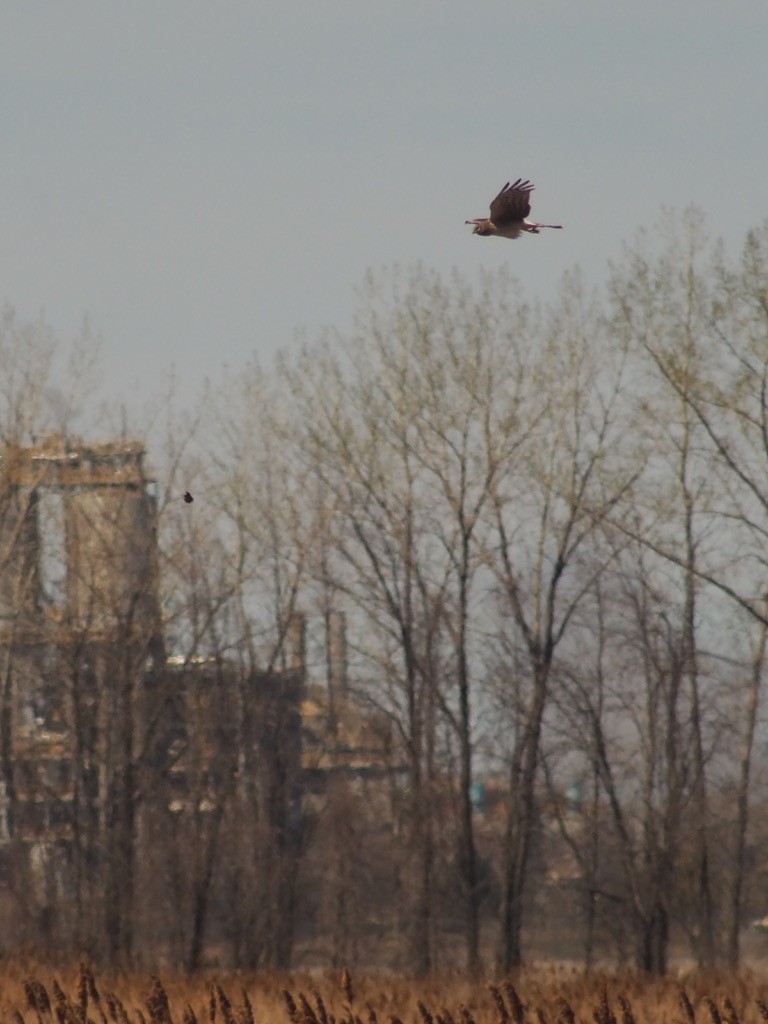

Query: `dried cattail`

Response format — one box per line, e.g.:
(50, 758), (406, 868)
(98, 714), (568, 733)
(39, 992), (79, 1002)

(41, 984), (53, 1016)
(25, 981), (46, 1024)
(617, 997), (635, 1024)
(487, 989), (509, 1024)
(183, 1008), (198, 1024)
(136, 1011), (148, 1024)
(389, 1017), (405, 1024)
(40, 988), (53, 1018)
(439, 1011), (456, 1024)
(341, 971), (354, 1009)
(679, 993), (696, 1024)
(51, 983), (68, 1018)
(721, 1000), (739, 1024)
(25, 982), (38, 1012)
(364, 1005), (377, 1024)
(77, 965), (89, 1023)
(501, 986), (524, 1024)
(146, 978), (173, 1024)
(556, 1000), (576, 1024)
(417, 1005), (434, 1024)
(534, 1009), (548, 1024)
(283, 994), (300, 1024)
(83, 967), (99, 1007)
(13, 1010), (27, 1024)
(312, 994), (329, 1024)
(755, 1003), (768, 1024)
(83, 973), (105, 1024)
(298, 995), (320, 1024)
(458, 1007), (476, 1024)
(702, 999), (721, 1024)
(51, 981), (75, 1024)
(593, 989), (616, 1024)
(238, 992), (254, 1024)
(104, 995), (131, 1024)
(215, 988), (235, 1024)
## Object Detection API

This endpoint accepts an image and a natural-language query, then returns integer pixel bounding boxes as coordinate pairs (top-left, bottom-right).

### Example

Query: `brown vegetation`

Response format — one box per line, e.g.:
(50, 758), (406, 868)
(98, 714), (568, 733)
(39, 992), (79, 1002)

(5, 964), (768, 1024)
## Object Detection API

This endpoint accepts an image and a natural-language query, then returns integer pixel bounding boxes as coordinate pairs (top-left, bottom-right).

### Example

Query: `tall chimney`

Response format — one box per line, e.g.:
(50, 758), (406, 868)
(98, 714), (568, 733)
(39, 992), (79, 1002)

(286, 612), (306, 674)
(327, 609), (348, 701)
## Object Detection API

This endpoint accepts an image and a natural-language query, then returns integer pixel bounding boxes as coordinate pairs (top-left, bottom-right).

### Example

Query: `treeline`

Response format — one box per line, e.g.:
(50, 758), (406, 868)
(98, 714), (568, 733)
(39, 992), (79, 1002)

(1, 211), (768, 972)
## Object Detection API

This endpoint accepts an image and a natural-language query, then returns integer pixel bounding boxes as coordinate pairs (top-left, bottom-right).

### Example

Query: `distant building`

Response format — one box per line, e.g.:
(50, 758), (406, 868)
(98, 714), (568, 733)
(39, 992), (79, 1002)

(0, 436), (400, 961)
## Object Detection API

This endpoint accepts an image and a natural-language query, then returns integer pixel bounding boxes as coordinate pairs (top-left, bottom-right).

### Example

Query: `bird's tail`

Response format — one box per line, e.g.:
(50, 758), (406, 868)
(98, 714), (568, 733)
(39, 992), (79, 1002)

(525, 222), (563, 233)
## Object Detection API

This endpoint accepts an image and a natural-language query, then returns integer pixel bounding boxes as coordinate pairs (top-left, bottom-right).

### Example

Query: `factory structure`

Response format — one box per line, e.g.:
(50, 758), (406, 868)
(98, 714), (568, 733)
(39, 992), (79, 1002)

(0, 434), (397, 965)
(0, 437), (162, 839)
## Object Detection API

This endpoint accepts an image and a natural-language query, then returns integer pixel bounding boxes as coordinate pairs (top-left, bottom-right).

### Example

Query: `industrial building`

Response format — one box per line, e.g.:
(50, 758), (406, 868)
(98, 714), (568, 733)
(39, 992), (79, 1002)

(0, 435), (400, 964)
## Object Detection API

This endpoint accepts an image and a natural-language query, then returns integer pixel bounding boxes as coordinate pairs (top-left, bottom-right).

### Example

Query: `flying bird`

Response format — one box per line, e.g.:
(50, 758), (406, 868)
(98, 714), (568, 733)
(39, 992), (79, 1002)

(466, 179), (562, 239)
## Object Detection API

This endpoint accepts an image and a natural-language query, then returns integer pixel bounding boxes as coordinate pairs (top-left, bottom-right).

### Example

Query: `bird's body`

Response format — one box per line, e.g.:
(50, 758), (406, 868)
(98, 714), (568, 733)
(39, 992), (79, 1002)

(466, 178), (562, 239)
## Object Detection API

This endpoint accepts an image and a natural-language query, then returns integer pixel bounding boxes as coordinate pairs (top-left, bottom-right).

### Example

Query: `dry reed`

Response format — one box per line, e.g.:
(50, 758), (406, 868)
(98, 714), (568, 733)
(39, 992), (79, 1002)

(2, 961), (768, 1024)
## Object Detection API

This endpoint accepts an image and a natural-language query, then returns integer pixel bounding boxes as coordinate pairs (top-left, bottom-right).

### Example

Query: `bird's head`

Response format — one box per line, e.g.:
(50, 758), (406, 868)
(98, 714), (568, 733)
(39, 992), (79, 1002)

(465, 218), (494, 236)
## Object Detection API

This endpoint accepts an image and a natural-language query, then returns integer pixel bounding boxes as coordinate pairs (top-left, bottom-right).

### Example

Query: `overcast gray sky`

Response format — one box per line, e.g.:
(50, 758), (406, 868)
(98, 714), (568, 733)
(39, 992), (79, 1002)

(3, 2), (767, 413)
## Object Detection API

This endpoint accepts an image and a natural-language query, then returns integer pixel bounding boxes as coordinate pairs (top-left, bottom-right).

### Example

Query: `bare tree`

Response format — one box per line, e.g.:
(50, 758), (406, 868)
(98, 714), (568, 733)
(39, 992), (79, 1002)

(486, 273), (638, 969)
(284, 293), (447, 971)
(609, 212), (768, 965)
(339, 269), (538, 969)
(555, 546), (713, 972)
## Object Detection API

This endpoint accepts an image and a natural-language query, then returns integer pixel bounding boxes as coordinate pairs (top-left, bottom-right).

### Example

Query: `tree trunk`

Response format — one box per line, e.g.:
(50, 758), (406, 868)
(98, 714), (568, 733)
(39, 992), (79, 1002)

(726, 617), (767, 967)
(456, 545), (479, 972)
(637, 902), (669, 974)
(498, 664), (548, 970)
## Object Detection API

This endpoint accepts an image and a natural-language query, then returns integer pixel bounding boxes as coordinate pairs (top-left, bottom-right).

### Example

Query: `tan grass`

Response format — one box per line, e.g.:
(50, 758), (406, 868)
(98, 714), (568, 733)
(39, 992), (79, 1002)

(2, 962), (768, 1024)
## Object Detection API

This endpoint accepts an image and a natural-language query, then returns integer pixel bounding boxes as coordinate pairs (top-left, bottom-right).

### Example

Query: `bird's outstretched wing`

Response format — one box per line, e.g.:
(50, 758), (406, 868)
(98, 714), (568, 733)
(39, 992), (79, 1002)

(489, 179), (534, 227)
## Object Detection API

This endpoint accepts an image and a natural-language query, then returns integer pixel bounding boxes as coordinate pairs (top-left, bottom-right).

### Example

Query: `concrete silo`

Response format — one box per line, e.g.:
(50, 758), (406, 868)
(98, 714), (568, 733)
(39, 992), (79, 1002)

(0, 478), (41, 636)
(60, 441), (160, 640)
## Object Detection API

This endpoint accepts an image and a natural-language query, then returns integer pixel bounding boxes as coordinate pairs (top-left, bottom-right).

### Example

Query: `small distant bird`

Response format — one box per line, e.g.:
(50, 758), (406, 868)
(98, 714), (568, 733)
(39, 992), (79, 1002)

(183, 491), (194, 504)
(466, 178), (562, 239)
